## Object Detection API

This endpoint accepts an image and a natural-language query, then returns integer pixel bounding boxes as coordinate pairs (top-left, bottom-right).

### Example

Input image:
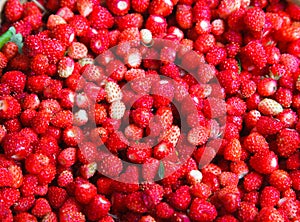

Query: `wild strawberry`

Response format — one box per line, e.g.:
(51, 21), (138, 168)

(276, 22), (300, 42)
(257, 78), (277, 97)
(66, 43), (88, 61)
(76, 0), (94, 17)
(131, 0), (149, 13)
(126, 191), (148, 213)
(74, 181), (97, 204)
(1, 42), (18, 60)
(244, 6), (266, 32)
(88, 5), (114, 29)
(90, 34), (110, 54)
(2, 132), (31, 160)
(1, 71), (26, 94)
(4, 0), (24, 22)
(223, 138), (242, 161)
(175, 5), (193, 29)
(50, 24), (75, 47)
(258, 186), (281, 208)
(47, 186), (68, 209)
(115, 13), (143, 31)
(169, 185), (191, 211)
(242, 41), (267, 69)
(57, 147), (76, 168)
(25, 153), (49, 175)
(46, 15), (67, 30)
(187, 126), (210, 146)
(131, 108), (153, 128)
(237, 202), (258, 222)
(155, 202), (174, 219)
(149, 0), (173, 17)
(256, 207), (285, 222)
(107, 0), (130, 16)
(189, 198), (217, 222)
(13, 20), (32, 37)
(269, 170), (292, 191)
(0, 96), (21, 120)
(85, 195), (111, 221)
(277, 128), (300, 157)
(145, 15), (167, 36)
(68, 16), (89, 37)
(258, 98), (283, 116)
(98, 155), (123, 177)
(109, 100), (126, 120)
(250, 150), (278, 174)
(31, 198), (51, 218)
(286, 152), (300, 170)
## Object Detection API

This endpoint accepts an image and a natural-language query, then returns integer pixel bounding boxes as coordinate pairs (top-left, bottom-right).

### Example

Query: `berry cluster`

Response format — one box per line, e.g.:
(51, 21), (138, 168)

(0, 0), (300, 221)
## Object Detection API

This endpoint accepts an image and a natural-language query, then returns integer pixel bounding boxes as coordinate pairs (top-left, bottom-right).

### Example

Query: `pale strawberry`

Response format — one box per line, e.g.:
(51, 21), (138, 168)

(105, 81), (123, 103)
(258, 98), (283, 116)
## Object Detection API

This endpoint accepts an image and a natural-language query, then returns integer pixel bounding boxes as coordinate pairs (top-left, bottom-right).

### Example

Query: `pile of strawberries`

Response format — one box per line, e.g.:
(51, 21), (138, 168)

(0, 0), (300, 221)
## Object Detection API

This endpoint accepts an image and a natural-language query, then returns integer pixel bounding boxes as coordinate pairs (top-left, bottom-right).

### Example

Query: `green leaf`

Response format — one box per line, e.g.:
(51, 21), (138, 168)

(158, 161), (165, 179)
(8, 27), (16, 35)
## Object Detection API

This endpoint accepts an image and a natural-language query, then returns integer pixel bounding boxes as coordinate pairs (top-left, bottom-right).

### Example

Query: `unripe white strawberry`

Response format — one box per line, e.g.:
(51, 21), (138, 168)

(258, 98), (283, 116)
(187, 170), (203, 185)
(73, 109), (89, 126)
(105, 81), (123, 103)
(125, 48), (142, 68)
(77, 0), (94, 17)
(140, 29), (153, 45)
(109, 100), (126, 119)
(58, 57), (75, 78)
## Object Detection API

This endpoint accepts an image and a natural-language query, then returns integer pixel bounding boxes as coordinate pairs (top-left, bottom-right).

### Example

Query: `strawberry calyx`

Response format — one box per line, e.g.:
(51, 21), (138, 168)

(0, 27), (23, 53)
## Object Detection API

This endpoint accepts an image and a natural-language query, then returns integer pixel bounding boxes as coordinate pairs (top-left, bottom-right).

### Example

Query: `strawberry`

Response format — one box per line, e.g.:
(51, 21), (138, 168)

(176, 4), (193, 29)
(105, 81), (123, 103)
(74, 181), (97, 204)
(42, 38), (66, 64)
(68, 15), (89, 37)
(90, 34), (110, 54)
(46, 15), (67, 30)
(155, 202), (174, 219)
(277, 128), (300, 157)
(57, 57), (74, 78)
(25, 153), (50, 175)
(237, 202), (258, 222)
(187, 126), (210, 146)
(30, 54), (49, 75)
(47, 186), (68, 209)
(109, 100), (126, 120)
(98, 155), (123, 177)
(242, 41), (267, 69)
(169, 185), (191, 211)
(0, 168), (13, 187)
(107, 0), (130, 16)
(2, 132), (31, 160)
(126, 191), (148, 213)
(149, 0), (174, 17)
(256, 116), (283, 135)
(31, 198), (51, 218)
(276, 22), (300, 42)
(269, 170), (292, 191)
(115, 13), (143, 31)
(189, 198), (217, 222)
(67, 42), (88, 60)
(131, 0), (149, 13)
(50, 24), (75, 46)
(13, 20), (32, 37)
(1, 71), (26, 94)
(250, 150), (278, 174)
(258, 98), (283, 116)
(259, 186), (280, 208)
(0, 96), (21, 120)
(160, 125), (180, 147)
(4, 0), (24, 22)
(131, 108), (153, 128)
(145, 15), (167, 36)
(244, 6), (266, 32)
(14, 212), (37, 222)
(57, 147), (76, 168)
(76, 0), (94, 17)
(216, 70), (241, 94)
(1, 42), (18, 60)
(224, 138), (242, 161)
(256, 207), (285, 222)
(85, 195), (111, 221)
(88, 5), (114, 29)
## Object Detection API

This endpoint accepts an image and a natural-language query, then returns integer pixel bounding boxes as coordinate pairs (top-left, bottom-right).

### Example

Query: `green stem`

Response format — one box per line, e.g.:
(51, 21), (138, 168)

(0, 29), (14, 49)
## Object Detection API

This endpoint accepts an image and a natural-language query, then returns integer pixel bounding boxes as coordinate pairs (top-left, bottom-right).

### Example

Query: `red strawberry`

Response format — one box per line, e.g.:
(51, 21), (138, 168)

(2, 132), (31, 160)
(0, 96), (21, 120)
(90, 34), (110, 54)
(145, 15), (167, 36)
(114, 165), (139, 193)
(107, 0), (130, 16)
(47, 186), (68, 209)
(250, 150), (278, 174)
(244, 6), (266, 32)
(98, 155), (123, 177)
(260, 186), (280, 208)
(51, 24), (75, 47)
(13, 20), (32, 37)
(0, 167), (13, 187)
(242, 41), (267, 69)
(277, 128), (300, 157)
(149, 0), (173, 17)
(217, 0), (240, 19)
(276, 22), (300, 42)
(14, 212), (37, 222)
(4, 0), (24, 22)
(1, 71), (26, 94)
(237, 202), (258, 222)
(115, 13), (143, 31)
(131, 0), (149, 13)
(224, 138), (242, 161)
(169, 185), (191, 211)
(216, 70), (241, 94)
(269, 170), (292, 191)
(88, 5), (114, 29)
(156, 202), (174, 219)
(126, 191), (148, 213)
(85, 195), (111, 221)
(31, 198), (51, 218)
(187, 126), (210, 146)
(68, 15), (89, 37)
(189, 198), (217, 221)
(257, 78), (277, 97)
(74, 181), (97, 204)
(42, 38), (66, 64)
(46, 15), (67, 30)
(1, 42), (18, 60)
(256, 207), (285, 222)
(176, 4), (193, 29)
